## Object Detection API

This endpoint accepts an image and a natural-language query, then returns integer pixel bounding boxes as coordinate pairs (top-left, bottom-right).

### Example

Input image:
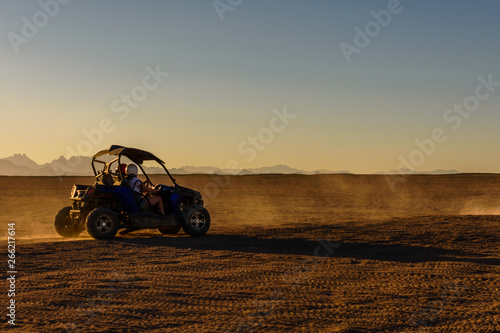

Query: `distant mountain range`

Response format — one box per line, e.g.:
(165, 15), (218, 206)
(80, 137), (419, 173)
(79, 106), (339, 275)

(375, 168), (461, 175)
(0, 154), (352, 176)
(0, 153), (463, 176)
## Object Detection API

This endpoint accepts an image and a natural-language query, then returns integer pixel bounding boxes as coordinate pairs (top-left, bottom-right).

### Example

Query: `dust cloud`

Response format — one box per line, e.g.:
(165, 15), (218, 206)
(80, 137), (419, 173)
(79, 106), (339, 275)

(1, 174), (499, 242)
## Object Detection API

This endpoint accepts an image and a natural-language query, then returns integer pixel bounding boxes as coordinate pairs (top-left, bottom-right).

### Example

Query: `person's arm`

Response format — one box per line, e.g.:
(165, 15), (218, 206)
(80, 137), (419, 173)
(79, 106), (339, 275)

(141, 182), (160, 194)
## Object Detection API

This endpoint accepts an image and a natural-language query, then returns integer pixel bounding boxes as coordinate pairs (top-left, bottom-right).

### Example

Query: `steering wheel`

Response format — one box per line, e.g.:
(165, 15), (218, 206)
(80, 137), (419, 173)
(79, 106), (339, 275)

(143, 179), (153, 187)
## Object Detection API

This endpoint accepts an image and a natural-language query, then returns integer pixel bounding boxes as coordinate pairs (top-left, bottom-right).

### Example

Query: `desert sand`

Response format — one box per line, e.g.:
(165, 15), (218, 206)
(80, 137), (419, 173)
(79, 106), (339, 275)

(0, 174), (499, 332)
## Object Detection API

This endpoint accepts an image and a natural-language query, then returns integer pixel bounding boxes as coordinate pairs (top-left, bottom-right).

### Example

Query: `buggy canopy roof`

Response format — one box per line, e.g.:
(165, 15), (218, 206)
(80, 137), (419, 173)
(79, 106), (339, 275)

(93, 145), (165, 165)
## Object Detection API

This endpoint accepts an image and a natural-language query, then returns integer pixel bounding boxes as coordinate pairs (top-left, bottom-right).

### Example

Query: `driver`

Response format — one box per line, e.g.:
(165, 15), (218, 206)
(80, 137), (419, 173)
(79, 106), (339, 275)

(125, 164), (165, 215)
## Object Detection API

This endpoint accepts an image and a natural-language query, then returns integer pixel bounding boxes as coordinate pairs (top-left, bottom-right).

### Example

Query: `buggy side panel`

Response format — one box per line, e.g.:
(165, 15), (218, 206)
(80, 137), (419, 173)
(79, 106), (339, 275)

(168, 192), (181, 214)
(97, 185), (139, 214)
(128, 213), (178, 227)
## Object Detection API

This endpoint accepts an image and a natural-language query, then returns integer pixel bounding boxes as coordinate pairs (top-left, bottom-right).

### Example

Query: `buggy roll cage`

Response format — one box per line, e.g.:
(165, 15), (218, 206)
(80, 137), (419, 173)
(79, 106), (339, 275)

(91, 145), (177, 186)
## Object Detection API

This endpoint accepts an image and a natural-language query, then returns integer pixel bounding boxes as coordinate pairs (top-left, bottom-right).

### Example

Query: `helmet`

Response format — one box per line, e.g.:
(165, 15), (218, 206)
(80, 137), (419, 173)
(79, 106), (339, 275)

(126, 164), (138, 176)
(116, 163), (127, 174)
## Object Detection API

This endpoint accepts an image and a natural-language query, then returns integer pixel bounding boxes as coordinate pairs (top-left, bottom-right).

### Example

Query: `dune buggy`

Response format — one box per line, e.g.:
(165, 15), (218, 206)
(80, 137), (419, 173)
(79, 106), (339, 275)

(54, 145), (210, 240)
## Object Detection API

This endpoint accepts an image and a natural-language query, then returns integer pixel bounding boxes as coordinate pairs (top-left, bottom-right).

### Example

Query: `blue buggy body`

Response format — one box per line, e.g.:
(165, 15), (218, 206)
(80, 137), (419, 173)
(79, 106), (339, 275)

(96, 184), (181, 215)
(98, 185), (140, 214)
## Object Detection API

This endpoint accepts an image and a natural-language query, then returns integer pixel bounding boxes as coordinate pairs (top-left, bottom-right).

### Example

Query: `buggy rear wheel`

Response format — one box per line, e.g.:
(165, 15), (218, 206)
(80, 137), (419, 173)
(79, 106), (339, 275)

(86, 207), (119, 240)
(54, 206), (84, 237)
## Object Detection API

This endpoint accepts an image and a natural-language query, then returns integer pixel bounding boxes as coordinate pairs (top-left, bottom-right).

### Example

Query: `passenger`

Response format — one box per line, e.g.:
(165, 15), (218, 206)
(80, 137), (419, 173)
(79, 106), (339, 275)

(115, 163), (127, 182)
(125, 164), (165, 215)
(116, 163), (127, 177)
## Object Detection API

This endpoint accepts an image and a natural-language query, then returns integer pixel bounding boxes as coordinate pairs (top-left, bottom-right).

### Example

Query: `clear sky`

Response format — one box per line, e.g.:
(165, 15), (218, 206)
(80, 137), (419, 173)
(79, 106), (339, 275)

(1, 0), (499, 173)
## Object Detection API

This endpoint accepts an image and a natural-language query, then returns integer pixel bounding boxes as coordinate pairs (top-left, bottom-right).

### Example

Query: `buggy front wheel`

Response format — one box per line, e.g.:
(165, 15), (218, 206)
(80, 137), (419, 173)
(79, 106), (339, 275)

(181, 208), (210, 237)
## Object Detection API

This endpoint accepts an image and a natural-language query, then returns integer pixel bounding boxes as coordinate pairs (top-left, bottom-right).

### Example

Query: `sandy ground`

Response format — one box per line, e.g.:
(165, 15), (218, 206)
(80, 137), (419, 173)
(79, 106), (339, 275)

(0, 174), (499, 332)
